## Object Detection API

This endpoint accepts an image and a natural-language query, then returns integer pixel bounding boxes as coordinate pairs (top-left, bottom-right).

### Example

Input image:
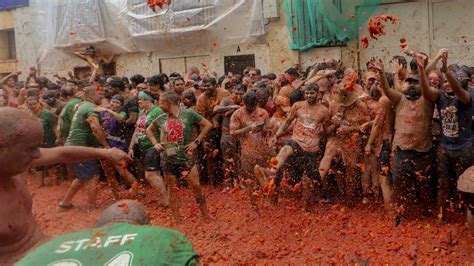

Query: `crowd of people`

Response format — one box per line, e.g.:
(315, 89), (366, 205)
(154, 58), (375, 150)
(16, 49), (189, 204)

(1, 47), (473, 231)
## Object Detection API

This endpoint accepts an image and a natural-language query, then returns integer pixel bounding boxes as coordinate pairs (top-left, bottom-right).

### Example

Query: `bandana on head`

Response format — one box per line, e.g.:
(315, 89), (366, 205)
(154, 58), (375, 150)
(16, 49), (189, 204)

(138, 91), (153, 101)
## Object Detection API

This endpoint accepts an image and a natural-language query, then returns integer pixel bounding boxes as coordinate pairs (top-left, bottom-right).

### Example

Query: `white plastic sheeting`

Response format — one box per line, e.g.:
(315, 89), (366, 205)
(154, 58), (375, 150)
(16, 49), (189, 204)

(30, 0), (265, 63)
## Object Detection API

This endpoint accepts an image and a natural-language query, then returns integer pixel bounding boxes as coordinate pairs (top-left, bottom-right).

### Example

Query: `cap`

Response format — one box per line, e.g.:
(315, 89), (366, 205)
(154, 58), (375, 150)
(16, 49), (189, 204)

(405, 74), (420, 82)
(96, 200), (150, 227)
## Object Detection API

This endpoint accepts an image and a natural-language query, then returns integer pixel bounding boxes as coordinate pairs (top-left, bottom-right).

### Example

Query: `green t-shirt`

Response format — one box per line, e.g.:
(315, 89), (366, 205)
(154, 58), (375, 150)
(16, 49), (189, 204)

(60, 98), (81, 139)
(15, 223), (199, 266)
(65, 101), (99, 147)
(39, 110), (58, 148)
(136, 105), (163, 151)
(153, 109), (202, 164)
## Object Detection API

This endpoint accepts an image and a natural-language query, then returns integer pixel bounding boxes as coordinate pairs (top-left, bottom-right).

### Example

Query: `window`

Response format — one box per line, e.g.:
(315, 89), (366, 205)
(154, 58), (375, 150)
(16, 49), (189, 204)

(224, 54), (255, 76)
(284, 0), (346, 51)
(0, 29), (16, 61)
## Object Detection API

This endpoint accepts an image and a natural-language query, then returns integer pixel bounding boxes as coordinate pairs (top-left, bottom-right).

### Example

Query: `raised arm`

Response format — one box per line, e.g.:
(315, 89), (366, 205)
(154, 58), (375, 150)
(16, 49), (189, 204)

(415, 54), (439, 103)
(0, 71), (20, 85)
(426, 48), (448, 73)
(370, 57), (402, 105)
(390, 59), (403, 92)
(73, 51), (89, 61)
(440, 53), (471, 105)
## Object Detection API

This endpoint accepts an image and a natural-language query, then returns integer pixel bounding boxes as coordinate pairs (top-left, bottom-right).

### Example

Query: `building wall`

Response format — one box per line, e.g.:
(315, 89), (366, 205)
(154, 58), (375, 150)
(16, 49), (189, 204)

(1, 0), (472, 79)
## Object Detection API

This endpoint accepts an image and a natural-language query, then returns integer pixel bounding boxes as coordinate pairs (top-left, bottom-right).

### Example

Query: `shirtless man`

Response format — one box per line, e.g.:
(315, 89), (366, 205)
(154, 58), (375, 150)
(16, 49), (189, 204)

(269, 83), (330, 210)
(358, 71), (383, 202)
(369, 57), (435, 218)
(74, 46), (116, 80)
(230, 91), (273, 181)
(0, 71), (21, 107)
(0, 107), (129, 264)
(196, 77), (230, 184)
(318, 82), (371, 205)
(364, 74), (395, 206)
(214, 84), (246, 187)
(273, 68), (302, 100)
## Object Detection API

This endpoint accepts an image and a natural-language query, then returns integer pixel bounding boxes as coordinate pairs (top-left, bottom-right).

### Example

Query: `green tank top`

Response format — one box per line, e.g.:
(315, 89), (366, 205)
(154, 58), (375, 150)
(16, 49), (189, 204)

(16, 223), (199, 266)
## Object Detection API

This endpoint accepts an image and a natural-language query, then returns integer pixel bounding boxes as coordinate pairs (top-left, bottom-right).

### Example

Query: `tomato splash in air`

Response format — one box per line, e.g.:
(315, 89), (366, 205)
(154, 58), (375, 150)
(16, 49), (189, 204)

(147, 0), (172, 12)
(400, 37), (408, 49)
(367, 14), (399, 40)
(360, 35), (369, 49)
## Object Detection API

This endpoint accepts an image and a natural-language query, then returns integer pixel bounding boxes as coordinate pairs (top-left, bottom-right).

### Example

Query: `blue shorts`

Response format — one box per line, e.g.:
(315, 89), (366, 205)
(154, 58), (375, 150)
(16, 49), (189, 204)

(72, 160), (100, 180)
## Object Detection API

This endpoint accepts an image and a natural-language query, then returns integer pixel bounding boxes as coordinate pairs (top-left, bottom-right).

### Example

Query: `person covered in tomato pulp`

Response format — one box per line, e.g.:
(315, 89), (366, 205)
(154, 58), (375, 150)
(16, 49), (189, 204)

(16, 200), (199, 265)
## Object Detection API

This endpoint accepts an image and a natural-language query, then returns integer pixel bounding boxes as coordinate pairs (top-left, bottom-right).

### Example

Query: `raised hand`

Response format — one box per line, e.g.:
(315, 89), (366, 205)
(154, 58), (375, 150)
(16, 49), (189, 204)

(369, 57), (384, 73)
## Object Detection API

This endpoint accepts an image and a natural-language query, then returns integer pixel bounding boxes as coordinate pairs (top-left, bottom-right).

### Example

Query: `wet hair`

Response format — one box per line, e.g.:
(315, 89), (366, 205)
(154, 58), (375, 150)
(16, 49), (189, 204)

(448, 64), (459, 72)
(130, 74), (145, 85)
(61, 84), (77, 97)
(47, 83), (61, 91)
(313, 62), (332, 72)
(233, 74), (243, 83)
(172, 77), (185, 84)
(42, 90), (57, 99)
(161, 90), (180, 105)
(37, 77), (49, 89)
(190, 73), (201, 82)
(409, 52), (428, 72)
(202, 76), (217, 86)
(148, 75), (165, 88)
(248, 68), (261, 75)
(158, 73), (169, 84)
(84, 86), (97, 98)
(392, 55), (407, 69)
(234, 83), (247, 92)
(96, 200), (149, 227)
(255, 86), (270, 99)
(97, 78), (107, 85)
(289, 88), (304, 105)
(26, 88), (40, 97)
(254, 81), (267, 89)
(285, 68), (301, 78)
(122, 76), (129, 84)
(409, 59), (417, 72)
(264, 73), (277, 80)
(304, 83), (320, 92)
(335, 68), (345, 80)
(110, 80), (125, 92)
(111, 94), (125, 105)
(385, 72), (395, 88)
(169, 72), (181, 79)
(218, 75), (228, 86)
(25, 96), (39, 104)
(242, 91), (258, 107)
(182, 90), (196, 105)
